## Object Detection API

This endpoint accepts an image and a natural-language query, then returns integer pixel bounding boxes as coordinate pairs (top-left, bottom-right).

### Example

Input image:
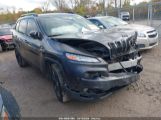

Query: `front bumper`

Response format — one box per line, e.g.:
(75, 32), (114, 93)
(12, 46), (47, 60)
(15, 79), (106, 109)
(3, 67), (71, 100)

(136, 36), (159, 50)
(63, 55), (142, 101)
(65, 72), (139, 101)
(108, 56), (142, 71)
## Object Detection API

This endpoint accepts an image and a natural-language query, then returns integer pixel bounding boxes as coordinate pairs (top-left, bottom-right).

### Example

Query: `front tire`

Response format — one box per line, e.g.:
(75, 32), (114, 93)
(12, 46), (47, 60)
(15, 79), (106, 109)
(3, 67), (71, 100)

(51, 64), (70, 103)
(15, 49), (28, 67)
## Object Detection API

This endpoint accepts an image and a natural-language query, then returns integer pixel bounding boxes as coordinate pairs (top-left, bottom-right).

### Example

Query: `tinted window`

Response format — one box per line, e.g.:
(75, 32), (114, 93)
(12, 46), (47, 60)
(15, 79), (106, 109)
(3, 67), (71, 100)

(0, 28), (12, 36)
(89, 19), (104, 27)
(19, 19), (28, 34)
(27, 19), (38, 36)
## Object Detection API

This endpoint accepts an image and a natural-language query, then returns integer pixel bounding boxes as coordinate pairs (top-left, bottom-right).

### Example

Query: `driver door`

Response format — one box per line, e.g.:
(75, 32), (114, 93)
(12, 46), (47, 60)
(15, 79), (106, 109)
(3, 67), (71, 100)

(25, 19), (42, 68)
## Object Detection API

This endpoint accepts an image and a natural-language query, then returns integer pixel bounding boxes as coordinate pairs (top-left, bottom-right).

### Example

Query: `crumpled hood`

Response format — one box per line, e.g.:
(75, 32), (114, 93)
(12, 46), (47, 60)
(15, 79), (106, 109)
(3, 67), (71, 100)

(54, 29), (135, 46)
(116, 24), (155, 32)
(52, 29), (137, 59)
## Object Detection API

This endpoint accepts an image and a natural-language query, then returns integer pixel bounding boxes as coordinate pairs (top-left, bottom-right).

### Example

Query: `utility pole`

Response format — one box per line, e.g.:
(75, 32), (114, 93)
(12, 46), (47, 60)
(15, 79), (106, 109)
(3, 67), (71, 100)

(115, 0), (117, 8)
(120, 0), (122, 8)
(102, 0), (105, 15)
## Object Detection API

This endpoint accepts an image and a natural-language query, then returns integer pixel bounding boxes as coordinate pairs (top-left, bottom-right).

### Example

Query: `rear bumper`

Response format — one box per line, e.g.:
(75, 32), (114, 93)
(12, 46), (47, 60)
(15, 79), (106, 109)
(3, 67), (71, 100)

(5, 41), (15, 48)
(0, 41), (15, 49)
(65, 72), (139, 101)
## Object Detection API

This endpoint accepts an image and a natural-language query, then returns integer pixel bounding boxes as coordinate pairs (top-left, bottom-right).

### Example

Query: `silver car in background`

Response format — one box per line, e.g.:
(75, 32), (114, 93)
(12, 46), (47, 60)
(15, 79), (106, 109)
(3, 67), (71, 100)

(88, 16), (159, 50)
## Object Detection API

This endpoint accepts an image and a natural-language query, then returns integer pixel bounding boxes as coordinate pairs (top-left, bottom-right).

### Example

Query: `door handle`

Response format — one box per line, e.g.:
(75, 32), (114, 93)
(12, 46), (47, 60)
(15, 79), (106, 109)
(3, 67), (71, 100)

(40, 46), (45, 53)
(24, 40), (32, 47)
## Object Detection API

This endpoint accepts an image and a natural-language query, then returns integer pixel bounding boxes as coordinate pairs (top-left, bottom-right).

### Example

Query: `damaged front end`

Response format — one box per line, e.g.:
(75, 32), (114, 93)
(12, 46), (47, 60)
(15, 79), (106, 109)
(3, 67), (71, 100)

(53, 31), (143, 101)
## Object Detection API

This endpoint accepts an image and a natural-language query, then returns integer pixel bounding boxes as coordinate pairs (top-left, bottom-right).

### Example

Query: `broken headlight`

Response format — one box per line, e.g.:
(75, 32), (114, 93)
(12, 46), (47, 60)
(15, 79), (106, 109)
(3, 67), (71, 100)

(66, 53), (100, 63)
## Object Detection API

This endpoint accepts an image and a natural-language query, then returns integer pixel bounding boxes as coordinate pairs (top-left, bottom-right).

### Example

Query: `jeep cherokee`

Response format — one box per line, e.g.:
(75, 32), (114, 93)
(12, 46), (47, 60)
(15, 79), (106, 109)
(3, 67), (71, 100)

(12, 13), (143, 103)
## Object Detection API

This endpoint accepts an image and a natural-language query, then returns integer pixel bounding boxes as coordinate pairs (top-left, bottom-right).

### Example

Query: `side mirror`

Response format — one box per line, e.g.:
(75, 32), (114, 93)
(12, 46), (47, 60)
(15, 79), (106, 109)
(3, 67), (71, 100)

(30, 31), (43, 40)
(98, 25), (104, 29)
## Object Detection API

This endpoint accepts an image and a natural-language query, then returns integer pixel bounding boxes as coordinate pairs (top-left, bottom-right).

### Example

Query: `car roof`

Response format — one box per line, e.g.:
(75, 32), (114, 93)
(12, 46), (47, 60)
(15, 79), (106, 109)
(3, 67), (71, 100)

(20, 13), (77, 19)
(17, 13), (79, 22)
(38, 13), (75, 17)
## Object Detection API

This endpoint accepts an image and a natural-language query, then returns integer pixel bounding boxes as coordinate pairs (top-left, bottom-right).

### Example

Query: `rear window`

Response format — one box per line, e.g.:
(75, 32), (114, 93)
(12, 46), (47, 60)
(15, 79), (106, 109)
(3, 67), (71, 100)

(0, 28), (12, 36)
(18, 19), (28, 34)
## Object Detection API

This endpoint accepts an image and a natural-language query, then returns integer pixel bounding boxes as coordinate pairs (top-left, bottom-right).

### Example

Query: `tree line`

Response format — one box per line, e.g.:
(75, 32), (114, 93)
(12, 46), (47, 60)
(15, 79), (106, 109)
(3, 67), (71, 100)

(0, 0), (160, 24)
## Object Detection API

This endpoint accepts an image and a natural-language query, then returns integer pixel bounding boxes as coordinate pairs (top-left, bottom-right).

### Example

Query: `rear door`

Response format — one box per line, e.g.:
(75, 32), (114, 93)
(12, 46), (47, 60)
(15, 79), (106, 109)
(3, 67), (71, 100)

(13, 19), (28, 59)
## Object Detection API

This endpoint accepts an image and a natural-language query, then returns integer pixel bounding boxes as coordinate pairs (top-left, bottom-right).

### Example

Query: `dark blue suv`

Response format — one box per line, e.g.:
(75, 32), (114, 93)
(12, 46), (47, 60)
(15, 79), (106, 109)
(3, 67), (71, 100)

(12, 13), (143, 103)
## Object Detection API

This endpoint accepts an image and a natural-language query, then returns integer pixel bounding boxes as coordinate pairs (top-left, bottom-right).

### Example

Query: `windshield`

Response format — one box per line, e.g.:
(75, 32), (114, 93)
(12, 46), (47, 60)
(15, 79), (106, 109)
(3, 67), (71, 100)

(101, 17), (128, 28)
(121, 12), (129, 15)
(0, 28), (12, 36)
(39, 14), (99, 36)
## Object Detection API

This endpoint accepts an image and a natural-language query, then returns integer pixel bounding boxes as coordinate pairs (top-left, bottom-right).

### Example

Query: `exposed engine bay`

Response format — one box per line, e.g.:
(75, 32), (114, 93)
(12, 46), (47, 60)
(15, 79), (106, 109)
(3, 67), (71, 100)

(55, 32), (142, 74)
(57, 32), (138, 61)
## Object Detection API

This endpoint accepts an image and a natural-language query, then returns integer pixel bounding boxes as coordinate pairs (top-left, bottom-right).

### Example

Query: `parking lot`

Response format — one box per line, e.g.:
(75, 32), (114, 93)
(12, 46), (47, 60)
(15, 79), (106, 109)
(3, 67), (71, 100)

(0, 20), (161, 118)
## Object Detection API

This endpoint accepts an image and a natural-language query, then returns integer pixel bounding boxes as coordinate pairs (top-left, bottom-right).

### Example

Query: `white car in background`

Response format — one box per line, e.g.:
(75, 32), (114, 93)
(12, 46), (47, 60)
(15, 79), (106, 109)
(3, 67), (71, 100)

(119, 11), (130, 21)
(89, 16), (159, 50)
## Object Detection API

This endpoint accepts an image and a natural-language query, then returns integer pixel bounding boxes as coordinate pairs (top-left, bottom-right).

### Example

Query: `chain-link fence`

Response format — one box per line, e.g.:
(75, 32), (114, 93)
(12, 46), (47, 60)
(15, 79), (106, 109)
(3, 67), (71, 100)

(104, 2), (161, 38)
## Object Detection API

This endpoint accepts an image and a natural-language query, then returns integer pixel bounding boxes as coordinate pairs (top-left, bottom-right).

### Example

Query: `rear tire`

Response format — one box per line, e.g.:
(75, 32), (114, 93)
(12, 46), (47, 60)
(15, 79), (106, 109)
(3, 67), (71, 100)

(15, 49), (28, 67)
(50, 64), (71, 103)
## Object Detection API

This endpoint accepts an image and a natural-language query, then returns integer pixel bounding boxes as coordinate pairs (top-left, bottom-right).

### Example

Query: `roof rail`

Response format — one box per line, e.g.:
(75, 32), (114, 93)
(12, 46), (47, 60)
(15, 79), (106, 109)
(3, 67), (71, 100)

(21, 13), (38, 17)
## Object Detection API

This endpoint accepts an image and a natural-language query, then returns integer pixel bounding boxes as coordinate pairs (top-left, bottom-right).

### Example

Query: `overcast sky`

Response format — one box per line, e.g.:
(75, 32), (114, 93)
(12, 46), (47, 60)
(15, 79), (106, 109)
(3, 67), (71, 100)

(0, 0), (150, 11)
(0, 0), (51, 11)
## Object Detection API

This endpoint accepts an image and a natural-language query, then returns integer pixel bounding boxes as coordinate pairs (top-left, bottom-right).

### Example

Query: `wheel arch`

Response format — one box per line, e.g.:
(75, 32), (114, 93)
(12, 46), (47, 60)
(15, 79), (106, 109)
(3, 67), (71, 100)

(43, 54), (66, 80)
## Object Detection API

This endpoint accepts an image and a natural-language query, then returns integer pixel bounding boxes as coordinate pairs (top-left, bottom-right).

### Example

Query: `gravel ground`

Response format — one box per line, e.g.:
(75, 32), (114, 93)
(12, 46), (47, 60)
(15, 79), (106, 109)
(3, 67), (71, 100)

(0, 44), (161, 118)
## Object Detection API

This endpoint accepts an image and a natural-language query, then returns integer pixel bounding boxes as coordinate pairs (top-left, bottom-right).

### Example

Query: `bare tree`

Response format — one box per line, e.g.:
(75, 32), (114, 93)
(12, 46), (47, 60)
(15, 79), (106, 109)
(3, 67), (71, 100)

(69, 0), (79, 9)
(50, 0), (69, 12)
(41, 1), (50, 12)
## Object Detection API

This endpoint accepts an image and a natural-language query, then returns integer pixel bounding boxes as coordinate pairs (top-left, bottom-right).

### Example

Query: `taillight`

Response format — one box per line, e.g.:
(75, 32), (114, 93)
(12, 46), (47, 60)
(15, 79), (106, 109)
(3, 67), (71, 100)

(1, 106), (9, 120)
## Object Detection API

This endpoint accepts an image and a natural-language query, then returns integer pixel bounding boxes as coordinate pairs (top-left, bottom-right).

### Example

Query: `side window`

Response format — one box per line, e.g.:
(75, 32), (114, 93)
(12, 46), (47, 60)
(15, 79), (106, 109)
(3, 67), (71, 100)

(19, 19), (28, 34)
(90, 19), (103, 27)
(27, 19), (38, 36)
